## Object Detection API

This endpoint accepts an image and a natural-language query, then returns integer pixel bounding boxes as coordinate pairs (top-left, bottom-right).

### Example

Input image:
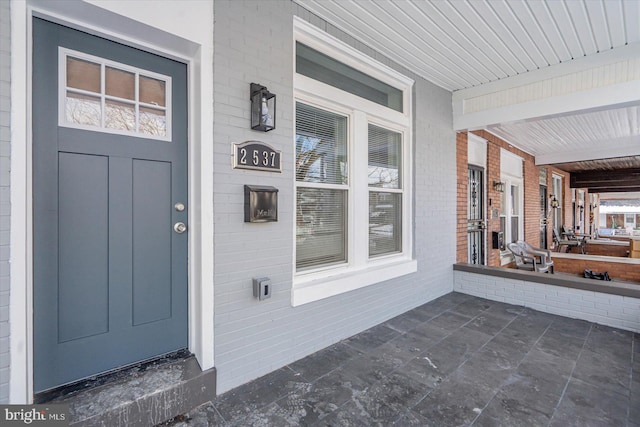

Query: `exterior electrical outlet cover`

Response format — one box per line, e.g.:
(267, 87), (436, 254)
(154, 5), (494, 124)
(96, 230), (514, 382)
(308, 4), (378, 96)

(253, 277), (272, 300)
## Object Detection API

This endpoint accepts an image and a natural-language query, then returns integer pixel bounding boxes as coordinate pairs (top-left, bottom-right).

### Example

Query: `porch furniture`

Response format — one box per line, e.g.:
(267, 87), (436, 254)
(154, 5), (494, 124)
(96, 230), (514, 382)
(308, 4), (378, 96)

(553, 229), (584, 254)
(517, 240), (554, 273)
(562, 226), (591, 242)
(507, 242), (550, 273)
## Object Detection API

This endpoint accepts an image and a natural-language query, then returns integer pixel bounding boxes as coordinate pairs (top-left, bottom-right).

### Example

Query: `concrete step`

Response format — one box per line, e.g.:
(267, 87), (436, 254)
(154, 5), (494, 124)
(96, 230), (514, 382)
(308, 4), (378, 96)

(38, 352), (216, 427)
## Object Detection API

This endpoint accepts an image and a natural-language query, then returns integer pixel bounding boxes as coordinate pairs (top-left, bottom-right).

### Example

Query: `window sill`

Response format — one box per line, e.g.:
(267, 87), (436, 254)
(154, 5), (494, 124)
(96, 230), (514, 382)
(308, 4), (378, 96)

(291, 258), (417, 307)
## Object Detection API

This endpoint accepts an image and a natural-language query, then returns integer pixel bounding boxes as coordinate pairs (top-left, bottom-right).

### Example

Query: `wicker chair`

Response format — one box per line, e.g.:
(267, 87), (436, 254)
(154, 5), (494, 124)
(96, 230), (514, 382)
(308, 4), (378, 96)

(507, 242), (550, 273)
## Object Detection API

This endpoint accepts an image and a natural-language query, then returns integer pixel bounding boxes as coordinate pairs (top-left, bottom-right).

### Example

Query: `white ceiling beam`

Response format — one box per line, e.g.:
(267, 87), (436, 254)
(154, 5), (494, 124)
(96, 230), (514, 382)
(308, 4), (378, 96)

(599, 192), (640, 200)
(453, 42), (640, 99)
(534, 135), (640, 165)
(454, 79), (640, 131)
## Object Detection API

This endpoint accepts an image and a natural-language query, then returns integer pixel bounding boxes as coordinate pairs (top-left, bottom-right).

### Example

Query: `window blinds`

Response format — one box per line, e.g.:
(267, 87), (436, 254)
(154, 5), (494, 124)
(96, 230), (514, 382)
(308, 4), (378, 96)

(296, 102), (348, 270)
(368, 124), (402, 257)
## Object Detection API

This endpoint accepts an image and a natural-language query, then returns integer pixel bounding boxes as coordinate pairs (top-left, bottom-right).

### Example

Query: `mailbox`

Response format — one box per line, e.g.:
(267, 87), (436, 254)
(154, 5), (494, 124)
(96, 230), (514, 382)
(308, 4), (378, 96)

(492, 231), (504, 250)
(244, 185), (278, 222)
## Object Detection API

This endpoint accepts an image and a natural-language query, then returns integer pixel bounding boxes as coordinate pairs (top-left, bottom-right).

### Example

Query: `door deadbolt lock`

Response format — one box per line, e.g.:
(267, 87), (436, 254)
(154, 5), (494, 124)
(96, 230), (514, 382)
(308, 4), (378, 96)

(174, 202), (185, 212)
(174, 222), (187, 234)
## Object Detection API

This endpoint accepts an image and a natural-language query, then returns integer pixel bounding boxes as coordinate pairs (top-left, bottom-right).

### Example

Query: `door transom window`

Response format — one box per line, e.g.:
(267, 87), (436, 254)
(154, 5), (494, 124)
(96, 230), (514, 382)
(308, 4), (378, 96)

(59, 47), (172, 140)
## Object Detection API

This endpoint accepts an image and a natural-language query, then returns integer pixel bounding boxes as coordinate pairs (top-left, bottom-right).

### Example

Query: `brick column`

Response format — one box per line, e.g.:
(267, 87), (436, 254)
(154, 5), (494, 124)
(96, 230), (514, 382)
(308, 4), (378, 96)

(486, 140), (502, 266)
(456, 132), (468, 263)
(523, 158), (540, 245)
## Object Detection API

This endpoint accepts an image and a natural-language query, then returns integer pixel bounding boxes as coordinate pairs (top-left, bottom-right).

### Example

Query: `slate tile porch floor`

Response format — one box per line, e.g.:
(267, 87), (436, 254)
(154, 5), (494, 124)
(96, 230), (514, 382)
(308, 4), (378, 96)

(163, 292), (639, 426)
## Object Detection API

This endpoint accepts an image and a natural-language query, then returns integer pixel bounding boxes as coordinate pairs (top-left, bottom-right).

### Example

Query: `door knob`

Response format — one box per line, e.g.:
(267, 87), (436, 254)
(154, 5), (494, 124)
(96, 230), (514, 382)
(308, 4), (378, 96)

(174, 222), (187, 233)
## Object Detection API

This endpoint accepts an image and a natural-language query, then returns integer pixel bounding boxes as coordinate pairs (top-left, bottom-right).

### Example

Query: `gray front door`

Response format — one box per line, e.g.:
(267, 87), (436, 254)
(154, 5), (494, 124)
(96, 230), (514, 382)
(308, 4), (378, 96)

(33, 18), (188, 392)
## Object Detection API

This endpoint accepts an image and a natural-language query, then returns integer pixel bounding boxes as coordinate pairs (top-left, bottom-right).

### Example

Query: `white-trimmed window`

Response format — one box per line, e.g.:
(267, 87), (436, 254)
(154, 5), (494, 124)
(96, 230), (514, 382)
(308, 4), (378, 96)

(59, 47), (172, 140)
(293, 18), (415, 305)
(499, 149), (524, 262)
(500, 180), (523, 243)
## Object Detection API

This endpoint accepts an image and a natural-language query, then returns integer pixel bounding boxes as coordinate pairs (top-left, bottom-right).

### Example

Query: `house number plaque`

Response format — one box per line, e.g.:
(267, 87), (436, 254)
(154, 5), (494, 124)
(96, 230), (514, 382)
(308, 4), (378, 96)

(232, 141), (282, 172)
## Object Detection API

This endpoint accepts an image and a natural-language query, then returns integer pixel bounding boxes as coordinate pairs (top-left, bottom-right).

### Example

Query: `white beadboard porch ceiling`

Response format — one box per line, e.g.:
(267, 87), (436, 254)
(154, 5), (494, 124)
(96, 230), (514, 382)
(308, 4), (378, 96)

(294, 0), (640, 170)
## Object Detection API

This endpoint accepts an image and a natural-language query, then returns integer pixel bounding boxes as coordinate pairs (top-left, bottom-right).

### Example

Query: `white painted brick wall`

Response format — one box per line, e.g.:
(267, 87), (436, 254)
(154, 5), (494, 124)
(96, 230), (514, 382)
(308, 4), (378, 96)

(0, 0), (10, 403)
(454, 271), (640, 333)
(212, 0), (456, 393)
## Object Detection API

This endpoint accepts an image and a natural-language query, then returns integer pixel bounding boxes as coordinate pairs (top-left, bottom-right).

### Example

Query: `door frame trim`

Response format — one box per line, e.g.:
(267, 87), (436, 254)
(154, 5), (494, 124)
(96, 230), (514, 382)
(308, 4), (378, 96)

(467, 165), (486, 265)
(468, 133), (488, 265)
(10, 1), (215, 403)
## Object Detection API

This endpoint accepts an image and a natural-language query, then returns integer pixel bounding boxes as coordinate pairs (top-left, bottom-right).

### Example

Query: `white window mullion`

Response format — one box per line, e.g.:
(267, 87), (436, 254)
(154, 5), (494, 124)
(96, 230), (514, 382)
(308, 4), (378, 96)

(165, 78), (172, 139)
(352, 111), (368, 268)
(100, 63), (106, 129)
(135, 72), (140, 133)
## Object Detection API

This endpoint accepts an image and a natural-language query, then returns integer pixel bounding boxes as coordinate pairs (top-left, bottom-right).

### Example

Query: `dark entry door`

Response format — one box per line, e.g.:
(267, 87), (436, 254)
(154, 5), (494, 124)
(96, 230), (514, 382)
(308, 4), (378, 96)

(467, 166), (485, 264)
(33, 18), (188, 392)
(540, 185), (548, 248)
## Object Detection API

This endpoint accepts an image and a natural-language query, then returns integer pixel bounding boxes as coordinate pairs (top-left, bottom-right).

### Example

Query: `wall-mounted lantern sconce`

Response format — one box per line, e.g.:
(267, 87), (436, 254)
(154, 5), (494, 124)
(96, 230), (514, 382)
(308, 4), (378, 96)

(550, 195), (559, 209)
(250, 83), (276, 132)
(493, 181), (505, 193)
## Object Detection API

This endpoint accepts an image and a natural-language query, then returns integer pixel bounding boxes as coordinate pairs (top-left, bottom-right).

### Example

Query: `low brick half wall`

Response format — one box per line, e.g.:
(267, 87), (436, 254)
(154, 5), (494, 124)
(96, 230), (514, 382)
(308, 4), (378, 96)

(584, 241), (629, 257)
(551, 252), (640, 283)
(453, 263), (640, 333)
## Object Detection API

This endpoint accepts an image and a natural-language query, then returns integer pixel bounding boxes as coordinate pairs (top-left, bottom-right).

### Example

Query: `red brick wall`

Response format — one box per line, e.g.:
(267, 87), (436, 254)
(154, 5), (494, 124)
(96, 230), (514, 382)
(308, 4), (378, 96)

(586, 243), (630, 257)
(523, 155), (540, 246)
(453, 132), (632, 280)
(486, 137), (502, 266)
(456, 132), (468, 263)
(455, 131), (583, 268)
(471, 130), (540, 266)
(552, 257), (640, 283)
